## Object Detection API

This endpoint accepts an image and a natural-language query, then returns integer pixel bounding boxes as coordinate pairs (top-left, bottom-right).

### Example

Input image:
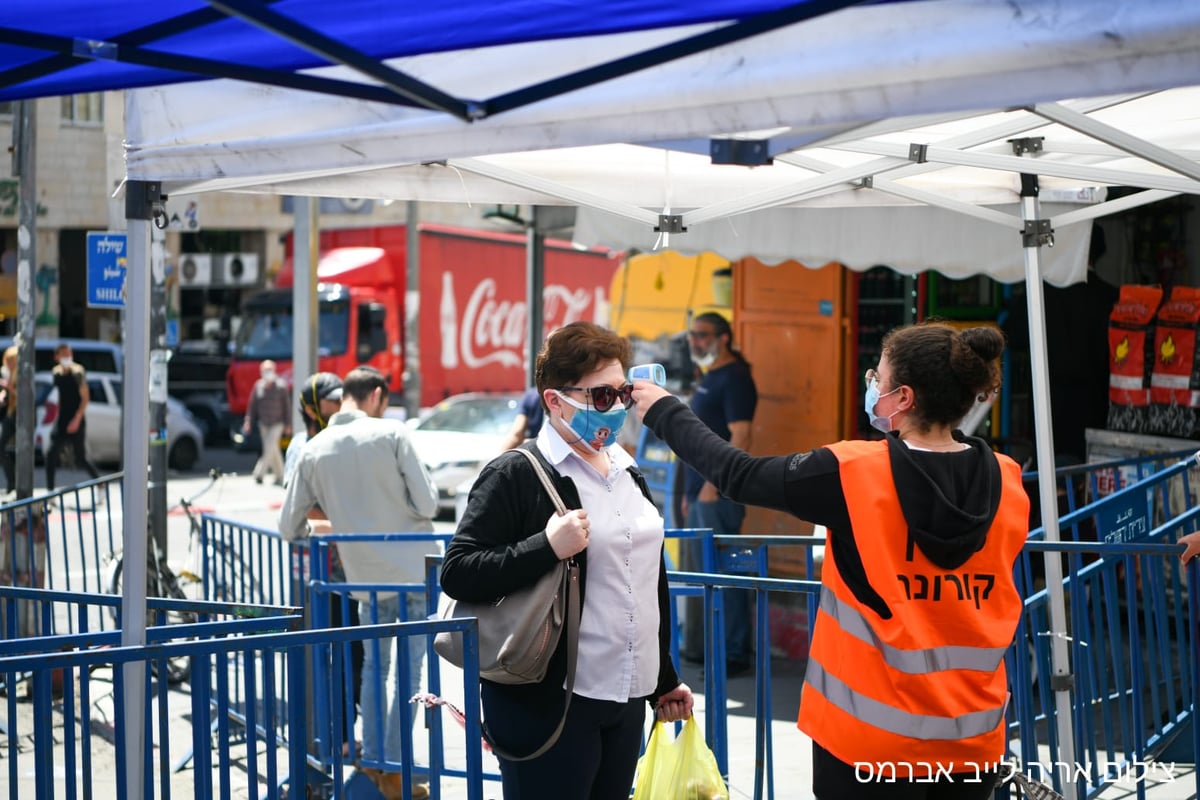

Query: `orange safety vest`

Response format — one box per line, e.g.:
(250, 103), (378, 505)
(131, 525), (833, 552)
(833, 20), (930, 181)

(798, 439), (1028, 772)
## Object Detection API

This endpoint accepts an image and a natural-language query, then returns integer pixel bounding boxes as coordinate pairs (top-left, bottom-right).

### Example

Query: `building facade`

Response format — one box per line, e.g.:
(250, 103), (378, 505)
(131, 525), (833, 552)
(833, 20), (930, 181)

(0, 93), (487, 346)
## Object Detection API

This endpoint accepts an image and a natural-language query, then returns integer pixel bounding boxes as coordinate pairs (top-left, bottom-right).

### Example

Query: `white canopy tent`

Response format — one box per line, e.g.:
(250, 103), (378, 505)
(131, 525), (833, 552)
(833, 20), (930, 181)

(128, 0), (1200, 194)
(127, 4), (1200, 284)
(119, 0), (1200, 795)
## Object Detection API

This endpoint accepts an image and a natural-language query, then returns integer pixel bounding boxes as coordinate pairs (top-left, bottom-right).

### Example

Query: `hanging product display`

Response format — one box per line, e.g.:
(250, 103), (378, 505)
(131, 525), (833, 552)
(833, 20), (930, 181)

(1148, 286), (1200, 439)
(1107, 285), (1163, 435)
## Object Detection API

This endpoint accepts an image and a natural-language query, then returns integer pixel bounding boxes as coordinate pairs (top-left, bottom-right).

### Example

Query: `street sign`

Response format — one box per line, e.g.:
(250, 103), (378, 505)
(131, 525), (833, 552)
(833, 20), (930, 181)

(86, 231), (127, 309)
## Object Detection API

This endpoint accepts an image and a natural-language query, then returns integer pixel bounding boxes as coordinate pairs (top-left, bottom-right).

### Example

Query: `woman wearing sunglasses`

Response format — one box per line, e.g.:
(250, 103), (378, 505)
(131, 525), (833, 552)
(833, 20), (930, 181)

(633, 321), (1029, 800)
(441, 321), (693, 800)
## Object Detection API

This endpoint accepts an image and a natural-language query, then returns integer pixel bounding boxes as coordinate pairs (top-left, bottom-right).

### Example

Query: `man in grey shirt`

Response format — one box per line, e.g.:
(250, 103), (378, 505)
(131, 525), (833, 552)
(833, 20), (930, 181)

(279, 366), (438, 800)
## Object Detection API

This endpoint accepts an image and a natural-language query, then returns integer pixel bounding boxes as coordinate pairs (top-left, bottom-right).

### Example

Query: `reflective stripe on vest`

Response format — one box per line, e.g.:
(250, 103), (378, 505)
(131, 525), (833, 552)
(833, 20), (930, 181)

(805, 659), (1007, 740)
(819, 585), (1008, 674)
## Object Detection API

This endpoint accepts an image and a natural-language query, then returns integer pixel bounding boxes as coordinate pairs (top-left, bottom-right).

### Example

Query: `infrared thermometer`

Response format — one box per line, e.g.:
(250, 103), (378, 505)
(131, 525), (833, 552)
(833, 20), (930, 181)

(629, 363), (667, 386)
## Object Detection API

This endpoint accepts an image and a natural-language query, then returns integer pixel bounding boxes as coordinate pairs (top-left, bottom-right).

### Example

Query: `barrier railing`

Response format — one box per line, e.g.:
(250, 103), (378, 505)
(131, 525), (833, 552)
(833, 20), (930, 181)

(22, 448), (1184, 800)
(0, 583), (491, 800)
(0, 585), (302, 799)
(1018, 451), (1200, 797)
(1022, 449), (1198, 543)
(199, 514), (308, 607)
(664, 566), (821, 800)
(306, 535), (453, 781)
(0, 473), (123, 635)
(1010, 541), (1200, 800)
(414, 535), (817, 800)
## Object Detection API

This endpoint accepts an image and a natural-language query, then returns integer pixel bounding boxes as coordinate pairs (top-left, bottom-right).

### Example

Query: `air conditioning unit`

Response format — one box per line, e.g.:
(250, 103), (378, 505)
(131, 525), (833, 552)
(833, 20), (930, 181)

(177, 253), (213, 287)
(215, 253), (260, 287)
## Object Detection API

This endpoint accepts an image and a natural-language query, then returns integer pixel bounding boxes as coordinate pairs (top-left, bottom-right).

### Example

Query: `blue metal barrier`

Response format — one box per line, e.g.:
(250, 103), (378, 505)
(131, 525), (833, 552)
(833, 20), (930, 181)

(199, 514), (308, 607)
(0, 585), (301, 800)
(0, 584), (489, 800)
(1022, 449), (1198, 543)
(1009, 450), (1200, 800)
(104, 453), (1199, 800)
(0, 474), (123, 635)
(306, 534), (465, 790)
(176, 515), (309, 776)
(663, 527), (716, 670)
(665, 564), (822, 800)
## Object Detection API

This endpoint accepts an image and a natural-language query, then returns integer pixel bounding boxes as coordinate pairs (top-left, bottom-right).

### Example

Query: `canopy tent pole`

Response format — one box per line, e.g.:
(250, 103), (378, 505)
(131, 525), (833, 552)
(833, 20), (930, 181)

(122, 181), (160, 800)
(404, 200), (421, 418)
(1016, 156), (1078, 800)
(525, 207), (545, 386)
(290, 196), (320, 769)
(293, 196), (319, 425)
(13, 100), (36, 501)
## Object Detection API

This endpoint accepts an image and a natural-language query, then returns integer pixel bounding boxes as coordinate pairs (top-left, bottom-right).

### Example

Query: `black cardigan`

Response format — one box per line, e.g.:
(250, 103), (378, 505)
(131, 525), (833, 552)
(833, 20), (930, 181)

(440, 442), (681, 708)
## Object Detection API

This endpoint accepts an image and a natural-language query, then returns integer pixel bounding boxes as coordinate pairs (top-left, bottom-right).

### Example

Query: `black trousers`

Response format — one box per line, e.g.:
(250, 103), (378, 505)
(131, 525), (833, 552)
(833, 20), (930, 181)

(45, 422), (100, 491)
(482, 686), (646, 800)
(813, 741), (1000, 800)
(330, 596), (363, 745)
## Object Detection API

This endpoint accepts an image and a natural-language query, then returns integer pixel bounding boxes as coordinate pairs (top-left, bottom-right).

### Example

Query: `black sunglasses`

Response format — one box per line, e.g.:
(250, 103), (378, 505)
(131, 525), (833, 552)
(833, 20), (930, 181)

(560, 383), (636, 413)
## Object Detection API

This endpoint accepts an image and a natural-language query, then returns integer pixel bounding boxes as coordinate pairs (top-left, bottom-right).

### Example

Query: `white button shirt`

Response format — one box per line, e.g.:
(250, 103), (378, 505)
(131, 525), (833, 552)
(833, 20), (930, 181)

(538, 422), (665, 702)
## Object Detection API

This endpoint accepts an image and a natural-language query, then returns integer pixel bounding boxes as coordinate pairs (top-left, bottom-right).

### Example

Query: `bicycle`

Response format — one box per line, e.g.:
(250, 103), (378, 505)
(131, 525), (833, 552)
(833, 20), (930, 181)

(176, 468), (260, 606)
(104, 468), (229, 684)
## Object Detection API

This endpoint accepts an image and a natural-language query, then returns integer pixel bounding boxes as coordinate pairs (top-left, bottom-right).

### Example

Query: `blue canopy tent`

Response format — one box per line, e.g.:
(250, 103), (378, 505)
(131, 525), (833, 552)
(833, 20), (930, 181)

(0, 3), (882, 798)
(0, 0), (862, 108)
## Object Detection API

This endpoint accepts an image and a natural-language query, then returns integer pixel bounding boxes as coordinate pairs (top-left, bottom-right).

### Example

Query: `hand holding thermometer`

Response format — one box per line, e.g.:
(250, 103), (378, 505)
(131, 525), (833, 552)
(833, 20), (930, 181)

(629, 363), (667, 386)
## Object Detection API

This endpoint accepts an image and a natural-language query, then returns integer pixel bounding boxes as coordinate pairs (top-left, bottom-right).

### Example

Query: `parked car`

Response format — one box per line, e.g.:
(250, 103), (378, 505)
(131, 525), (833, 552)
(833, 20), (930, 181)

(407, 392), (521, 517)
(0, 337), (123, 374)
(34, 372), (205, 471)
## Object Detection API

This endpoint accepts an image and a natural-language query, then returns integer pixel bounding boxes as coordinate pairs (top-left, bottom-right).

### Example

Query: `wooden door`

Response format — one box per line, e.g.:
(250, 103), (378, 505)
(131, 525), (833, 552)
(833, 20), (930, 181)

(733, 258), (848, 575)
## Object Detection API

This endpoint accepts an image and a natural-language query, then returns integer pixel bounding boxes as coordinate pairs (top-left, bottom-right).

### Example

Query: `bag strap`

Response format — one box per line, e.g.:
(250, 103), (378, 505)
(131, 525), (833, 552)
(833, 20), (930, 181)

(492, 447), (580, 762)
(511, 446), (568, 515)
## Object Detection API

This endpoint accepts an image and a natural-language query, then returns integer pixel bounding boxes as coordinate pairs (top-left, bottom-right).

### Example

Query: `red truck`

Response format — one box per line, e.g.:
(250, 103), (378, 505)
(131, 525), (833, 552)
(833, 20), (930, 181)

(226, 223), (618, 414)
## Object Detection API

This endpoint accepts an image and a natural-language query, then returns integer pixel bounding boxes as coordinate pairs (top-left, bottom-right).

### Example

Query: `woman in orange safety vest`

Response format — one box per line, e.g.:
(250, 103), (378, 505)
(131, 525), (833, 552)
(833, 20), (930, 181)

(632, 322), (1029, 799)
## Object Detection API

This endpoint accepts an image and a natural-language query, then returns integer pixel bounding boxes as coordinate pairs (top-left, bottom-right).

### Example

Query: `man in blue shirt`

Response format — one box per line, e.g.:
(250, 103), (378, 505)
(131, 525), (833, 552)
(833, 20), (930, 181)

(681, 312), (757, 675)
(499, 384), (546, 451)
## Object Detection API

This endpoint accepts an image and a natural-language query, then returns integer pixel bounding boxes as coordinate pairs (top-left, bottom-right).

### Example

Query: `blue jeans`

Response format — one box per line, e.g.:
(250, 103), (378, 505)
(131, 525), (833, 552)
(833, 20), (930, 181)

(686, 498), (753, 665)
(359, 592), (426, 765)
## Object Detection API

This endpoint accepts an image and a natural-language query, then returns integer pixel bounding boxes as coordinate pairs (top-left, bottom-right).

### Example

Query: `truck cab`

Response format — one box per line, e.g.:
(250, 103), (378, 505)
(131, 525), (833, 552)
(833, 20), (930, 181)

(226, 247), (402, 418)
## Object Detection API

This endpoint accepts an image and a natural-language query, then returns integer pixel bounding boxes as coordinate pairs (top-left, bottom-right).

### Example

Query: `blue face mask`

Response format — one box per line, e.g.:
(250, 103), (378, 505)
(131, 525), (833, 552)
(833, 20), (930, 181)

(864, 380), (901, 433)
(556, 392), (627, 452)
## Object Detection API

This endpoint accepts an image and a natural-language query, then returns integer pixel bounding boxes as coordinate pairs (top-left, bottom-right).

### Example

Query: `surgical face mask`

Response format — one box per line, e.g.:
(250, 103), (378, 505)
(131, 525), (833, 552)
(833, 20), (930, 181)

(691, 344), (717, 369)
(58, 357), (73, 367)
(864, 379), (902, 433)
(556, 391), (626, 453)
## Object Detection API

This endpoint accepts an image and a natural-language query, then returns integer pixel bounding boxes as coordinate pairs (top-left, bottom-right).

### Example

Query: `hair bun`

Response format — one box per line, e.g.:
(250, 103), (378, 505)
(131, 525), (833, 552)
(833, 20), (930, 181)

(959, 326), (1004, 363)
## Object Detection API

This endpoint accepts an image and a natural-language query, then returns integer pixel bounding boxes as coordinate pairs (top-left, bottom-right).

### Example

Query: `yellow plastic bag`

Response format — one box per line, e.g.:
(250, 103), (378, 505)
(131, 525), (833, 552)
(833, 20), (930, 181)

(632, 717), (730, 800)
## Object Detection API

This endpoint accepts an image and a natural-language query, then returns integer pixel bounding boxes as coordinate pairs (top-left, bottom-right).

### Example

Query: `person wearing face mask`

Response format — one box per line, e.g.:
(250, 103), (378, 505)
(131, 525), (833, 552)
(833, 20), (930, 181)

(45, 343), (100, 492)
(679, 311), (757, 675)
(441, 321), (693, 800)
(632, 322), (1029, 800)
(243, 359), (291, 486)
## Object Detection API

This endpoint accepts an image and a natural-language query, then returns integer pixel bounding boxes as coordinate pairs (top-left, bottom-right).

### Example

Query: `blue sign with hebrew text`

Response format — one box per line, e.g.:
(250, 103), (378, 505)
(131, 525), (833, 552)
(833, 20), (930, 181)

(86, 231), (127, 309)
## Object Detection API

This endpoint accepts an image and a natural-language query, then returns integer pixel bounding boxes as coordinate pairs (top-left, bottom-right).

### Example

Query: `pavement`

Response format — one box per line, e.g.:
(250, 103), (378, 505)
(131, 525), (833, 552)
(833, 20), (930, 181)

(5, 446), (1200, 799)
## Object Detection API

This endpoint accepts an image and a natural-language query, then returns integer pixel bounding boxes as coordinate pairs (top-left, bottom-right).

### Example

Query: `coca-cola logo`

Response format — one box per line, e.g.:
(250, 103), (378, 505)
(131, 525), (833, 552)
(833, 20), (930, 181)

(454, 277), (600, 369)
